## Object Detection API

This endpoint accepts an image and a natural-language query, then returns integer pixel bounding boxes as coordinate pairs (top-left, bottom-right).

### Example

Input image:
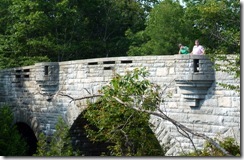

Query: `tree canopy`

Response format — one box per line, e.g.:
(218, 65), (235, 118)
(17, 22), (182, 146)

(0, 0), (157, 68)
(0, 0), (240, 81)
(127, 0), (240, 56)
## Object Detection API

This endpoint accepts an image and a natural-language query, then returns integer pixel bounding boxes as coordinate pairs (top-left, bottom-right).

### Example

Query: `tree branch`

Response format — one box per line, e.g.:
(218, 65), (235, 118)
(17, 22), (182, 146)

(58, 93), (103, 103)
(112, 96), (233, 156)
(59, 93), (233, 156)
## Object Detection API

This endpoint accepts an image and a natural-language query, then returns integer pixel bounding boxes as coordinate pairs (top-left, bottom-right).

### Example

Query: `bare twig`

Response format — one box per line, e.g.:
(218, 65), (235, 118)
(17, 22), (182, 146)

(58, 93), (103, 103)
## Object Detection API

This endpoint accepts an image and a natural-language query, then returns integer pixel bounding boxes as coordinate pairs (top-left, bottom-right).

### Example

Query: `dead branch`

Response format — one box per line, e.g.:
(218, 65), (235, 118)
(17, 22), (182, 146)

(58, 93), (103, 103)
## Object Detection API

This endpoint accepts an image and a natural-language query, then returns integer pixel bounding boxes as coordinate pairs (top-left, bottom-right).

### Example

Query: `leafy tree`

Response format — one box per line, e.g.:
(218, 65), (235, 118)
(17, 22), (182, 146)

(83, 67), (167, 156)
(182, 136), (240, 156)
(126, 29), (152, 56)
(0, 0), (159, 68)
(74, 0), (158, 58)
(0, 105), (28, 156)
(127, 0), (192, 56)
(0, 0), (81, 68)
(185, 0), (240, 54)
(34, 116), (78, 156)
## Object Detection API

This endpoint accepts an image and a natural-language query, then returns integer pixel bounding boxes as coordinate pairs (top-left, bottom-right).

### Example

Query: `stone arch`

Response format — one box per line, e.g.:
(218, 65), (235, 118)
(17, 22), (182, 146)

(12, 108), (40, 155)
(15, 122), (38, 156)
(12, 108), (41, 139)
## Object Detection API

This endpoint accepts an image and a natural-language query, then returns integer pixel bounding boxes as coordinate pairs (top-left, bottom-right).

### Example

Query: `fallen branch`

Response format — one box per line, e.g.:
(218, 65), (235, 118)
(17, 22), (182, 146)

(112, 96), (233, 156)
(58, 93), (103, 103)
(57, 93), (233, 156)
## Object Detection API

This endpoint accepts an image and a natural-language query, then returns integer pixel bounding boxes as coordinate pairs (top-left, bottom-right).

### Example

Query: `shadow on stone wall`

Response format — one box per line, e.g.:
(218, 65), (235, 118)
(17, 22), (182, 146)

(35, 62), (60, 101)
(4, 62), (61, 151)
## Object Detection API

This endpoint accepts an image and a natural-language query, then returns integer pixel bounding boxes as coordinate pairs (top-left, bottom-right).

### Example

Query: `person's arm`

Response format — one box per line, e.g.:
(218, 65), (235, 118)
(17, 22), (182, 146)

(201, 46), (205, 54)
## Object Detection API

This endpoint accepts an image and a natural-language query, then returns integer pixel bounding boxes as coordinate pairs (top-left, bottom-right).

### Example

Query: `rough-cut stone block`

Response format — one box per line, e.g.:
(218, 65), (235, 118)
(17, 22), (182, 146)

(218, 97), (232, 107)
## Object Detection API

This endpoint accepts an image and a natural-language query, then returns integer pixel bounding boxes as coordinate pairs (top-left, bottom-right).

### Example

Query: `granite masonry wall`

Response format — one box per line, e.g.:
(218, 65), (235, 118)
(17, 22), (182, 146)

(0, 55), (240, 155)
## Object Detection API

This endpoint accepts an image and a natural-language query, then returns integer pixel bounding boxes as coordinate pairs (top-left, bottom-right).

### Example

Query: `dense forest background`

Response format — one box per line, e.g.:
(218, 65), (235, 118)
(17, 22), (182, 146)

(0, 0), (240, 69)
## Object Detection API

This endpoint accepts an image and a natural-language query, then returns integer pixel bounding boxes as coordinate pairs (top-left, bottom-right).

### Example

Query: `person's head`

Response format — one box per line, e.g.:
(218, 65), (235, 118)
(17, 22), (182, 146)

(178, 43), (183, 48)
(195, 39), (199, 46)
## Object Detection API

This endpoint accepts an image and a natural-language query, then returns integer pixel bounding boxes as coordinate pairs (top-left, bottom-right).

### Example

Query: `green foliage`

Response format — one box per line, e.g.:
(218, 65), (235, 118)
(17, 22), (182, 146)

(126, 29), (153, 56)
(187, 0), (240, 51)
(0, 105), (28, 156)
(0, 55), (50, 69)
(127, 0), (192, 56)
(34, 116), (78, 156)
(0, 0), (159, 68)
(2, 0), (81, 64)
(74, 0), (155, 58)
(208, 53), (240, 93)
(103, 67), (160, 111)
(182, 137), (240, 156)
(146, 0), (190, 55)
(84, 68), (167, 156)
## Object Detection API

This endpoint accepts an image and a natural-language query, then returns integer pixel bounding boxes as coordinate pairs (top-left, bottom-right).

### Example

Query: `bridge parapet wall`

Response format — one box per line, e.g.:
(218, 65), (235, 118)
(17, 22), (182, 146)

(0, 55), (240, 155)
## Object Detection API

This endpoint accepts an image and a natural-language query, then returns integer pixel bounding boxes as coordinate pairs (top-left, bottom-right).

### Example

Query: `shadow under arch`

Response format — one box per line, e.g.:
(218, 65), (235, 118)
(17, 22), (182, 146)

(15, 122), (38, 156)
(69, 109), (166, 156)
(69, 112), (111, 156)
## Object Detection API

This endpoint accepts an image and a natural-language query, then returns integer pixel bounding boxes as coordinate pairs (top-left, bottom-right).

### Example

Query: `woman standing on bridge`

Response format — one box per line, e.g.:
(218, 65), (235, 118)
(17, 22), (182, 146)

(191, 39), (205, 55)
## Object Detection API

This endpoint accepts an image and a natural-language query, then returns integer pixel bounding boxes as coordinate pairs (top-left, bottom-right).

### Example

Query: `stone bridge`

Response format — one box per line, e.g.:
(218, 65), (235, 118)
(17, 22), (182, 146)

(0, 55), (240, 155)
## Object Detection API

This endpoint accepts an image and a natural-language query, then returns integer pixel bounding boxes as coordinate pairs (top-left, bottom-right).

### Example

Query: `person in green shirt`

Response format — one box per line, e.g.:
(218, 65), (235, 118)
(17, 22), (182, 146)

(178, 43), (190, 54)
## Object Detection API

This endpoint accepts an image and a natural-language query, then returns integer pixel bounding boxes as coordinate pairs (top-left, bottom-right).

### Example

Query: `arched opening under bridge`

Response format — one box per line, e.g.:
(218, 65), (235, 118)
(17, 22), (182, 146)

(15, 122), (38, 156)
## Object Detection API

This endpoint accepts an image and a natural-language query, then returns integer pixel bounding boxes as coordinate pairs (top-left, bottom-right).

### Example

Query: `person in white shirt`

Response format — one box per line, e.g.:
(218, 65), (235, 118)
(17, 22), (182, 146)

(191, 39), (205, 55)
